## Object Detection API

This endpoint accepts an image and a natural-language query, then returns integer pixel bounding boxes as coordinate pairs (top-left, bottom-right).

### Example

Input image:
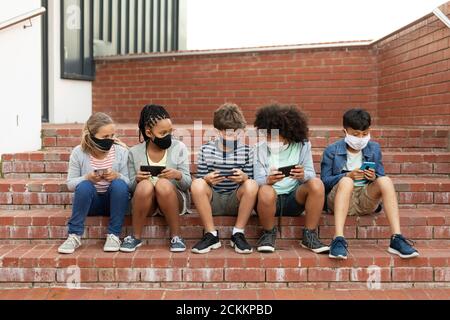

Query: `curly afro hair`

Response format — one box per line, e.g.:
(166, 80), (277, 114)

(254, 104), (309, 144)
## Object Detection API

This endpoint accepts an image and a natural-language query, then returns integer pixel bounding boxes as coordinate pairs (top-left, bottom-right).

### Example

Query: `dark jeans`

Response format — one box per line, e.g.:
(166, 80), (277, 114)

(68, 179), (129, 236)
(275, 189), (305, 217)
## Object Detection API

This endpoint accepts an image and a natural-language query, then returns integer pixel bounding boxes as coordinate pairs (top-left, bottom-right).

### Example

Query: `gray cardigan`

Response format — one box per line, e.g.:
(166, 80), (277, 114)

(66, 144), (130, 191)
(128, 139), (192, 204)
(253, 140), (316, 186)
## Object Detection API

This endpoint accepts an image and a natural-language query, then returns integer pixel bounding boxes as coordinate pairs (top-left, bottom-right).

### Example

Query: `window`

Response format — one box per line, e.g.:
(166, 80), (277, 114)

(61, 0), (95, 80)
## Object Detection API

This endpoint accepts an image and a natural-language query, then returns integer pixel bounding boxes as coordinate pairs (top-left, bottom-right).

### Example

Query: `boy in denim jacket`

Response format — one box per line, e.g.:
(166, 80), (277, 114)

(321, 108), (419, 260)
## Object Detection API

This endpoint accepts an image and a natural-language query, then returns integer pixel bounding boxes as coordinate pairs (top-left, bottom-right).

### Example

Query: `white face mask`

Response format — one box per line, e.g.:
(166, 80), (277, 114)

(267, 141), (289, 154)
(345, 132), (371, 151)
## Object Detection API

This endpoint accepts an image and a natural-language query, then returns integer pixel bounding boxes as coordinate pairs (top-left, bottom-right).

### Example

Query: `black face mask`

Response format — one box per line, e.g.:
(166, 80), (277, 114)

(151, 134), (172, 150)
(91, 135), (115, 151)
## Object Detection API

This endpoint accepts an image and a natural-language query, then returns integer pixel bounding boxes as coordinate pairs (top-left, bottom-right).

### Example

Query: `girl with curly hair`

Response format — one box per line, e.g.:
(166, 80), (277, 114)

(253, 104), (329, 254)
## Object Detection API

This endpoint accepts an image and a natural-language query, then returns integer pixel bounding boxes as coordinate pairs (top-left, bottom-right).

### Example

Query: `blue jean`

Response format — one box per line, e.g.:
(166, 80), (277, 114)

(68, 179), (130, 236)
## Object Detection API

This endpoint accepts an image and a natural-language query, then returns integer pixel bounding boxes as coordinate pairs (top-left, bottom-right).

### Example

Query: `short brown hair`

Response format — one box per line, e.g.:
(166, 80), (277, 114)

(213, 103), (247, 130)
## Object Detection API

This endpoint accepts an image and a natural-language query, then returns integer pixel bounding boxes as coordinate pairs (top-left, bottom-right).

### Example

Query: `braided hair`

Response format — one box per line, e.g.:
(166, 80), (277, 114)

(138, 104), (171, 142)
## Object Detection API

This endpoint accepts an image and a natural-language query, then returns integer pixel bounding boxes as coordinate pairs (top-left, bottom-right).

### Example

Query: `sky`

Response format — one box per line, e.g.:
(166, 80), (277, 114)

(186, 0), (448, 50)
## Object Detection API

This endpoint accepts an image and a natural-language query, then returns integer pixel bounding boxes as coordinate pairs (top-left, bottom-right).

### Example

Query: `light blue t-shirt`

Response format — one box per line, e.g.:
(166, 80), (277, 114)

(269, 143), (301, 195)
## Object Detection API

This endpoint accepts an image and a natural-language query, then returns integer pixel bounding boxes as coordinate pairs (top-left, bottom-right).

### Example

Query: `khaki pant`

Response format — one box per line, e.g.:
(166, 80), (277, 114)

(211, 189), (240, 216)
(327, 183), (381, 216)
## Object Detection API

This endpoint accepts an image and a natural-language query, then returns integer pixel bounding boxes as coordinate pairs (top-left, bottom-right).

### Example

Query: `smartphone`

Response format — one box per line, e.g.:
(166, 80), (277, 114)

(360, 162), (376, 171)
(217, 170), (237, 177)
(94, 168), (110, 176)
(140, 165), (166, 176)
(276, 165), (298, 177)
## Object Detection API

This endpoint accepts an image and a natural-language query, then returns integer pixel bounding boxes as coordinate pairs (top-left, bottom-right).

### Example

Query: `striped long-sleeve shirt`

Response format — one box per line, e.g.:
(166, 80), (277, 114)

(196, 140), (254, 194)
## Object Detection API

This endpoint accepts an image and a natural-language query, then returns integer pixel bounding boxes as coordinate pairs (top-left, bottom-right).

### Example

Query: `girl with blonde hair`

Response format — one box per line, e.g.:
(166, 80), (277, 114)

(58, 112), (130, 254)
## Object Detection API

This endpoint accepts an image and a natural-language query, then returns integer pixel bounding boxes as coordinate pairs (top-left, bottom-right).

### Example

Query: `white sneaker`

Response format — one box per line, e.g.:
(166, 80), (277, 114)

(104, 234), (122, 252)
(58, 234), (82, 254)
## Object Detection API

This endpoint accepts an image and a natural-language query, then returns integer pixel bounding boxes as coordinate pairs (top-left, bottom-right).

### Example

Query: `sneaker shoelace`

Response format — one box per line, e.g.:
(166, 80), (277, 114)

(394, 234), (416, 247)
(66, 234), (81, 247)
(304, 230), (324, 248)
(233, 233), (249, 248)
(332, 237), (349, 254)
(171, 236), (184, 245)
(107, 234), (121, 245)
(201, 232), (216, 242)
(123, 236), (135, 244)
(257, 229), (276, 246)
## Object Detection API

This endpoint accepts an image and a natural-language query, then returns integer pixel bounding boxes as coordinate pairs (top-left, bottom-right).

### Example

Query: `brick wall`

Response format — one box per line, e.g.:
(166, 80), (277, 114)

(93, 3), (449, 127)
(93, 47), (378, 126)
(376, 3), (450, 126)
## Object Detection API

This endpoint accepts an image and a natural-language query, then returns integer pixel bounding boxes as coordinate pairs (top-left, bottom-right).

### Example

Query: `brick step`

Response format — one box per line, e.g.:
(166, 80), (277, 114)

(1, 287), (450, 300)
(0, 243), (448, 289)
(0, 209), (448, 242)
(3, 150), (450, 179)
(3, 239), (450, 248)
(1, 177), (449, 209)
(41, 124), (450, 151)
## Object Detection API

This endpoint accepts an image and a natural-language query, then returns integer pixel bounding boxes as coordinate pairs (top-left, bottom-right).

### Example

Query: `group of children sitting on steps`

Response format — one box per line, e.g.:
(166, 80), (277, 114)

(58, 103), (419, 260)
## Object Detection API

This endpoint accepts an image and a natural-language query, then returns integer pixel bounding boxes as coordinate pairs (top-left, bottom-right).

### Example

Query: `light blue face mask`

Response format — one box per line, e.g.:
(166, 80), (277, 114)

(219, 136), (238, 150)
(267, 141), (289, 154)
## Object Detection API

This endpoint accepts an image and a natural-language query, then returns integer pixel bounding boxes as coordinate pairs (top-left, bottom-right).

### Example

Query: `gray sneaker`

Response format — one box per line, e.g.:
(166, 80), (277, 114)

(120, 235), (142, 252)
(301, 228), (330, 253)
(104, 234), (122, 252)
(257, 227), (277, 253)
(170, 236), (187, 252)
(58, 234), (82, 254)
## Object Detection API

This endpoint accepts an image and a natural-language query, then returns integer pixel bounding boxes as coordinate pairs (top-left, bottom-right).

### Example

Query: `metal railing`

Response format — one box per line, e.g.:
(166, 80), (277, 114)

(0, 7), (46, 32)
(433, 7), (450, 29)
(94, 0), (180, 56)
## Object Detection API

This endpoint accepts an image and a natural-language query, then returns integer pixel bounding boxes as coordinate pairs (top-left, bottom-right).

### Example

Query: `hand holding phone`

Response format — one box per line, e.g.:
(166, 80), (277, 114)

(94, 168), (110, 177)
(360, 162), (376, 181)
(289, 165), (304, 180)
(204, 171), (225, 186)
(140, 165), (166, 176)
(217, 170), (237, 178)
(277, 165), (298, 177)
(360, 162), (376, 171)
(226, 169), (248, 184)
(267, 168), (285, 185)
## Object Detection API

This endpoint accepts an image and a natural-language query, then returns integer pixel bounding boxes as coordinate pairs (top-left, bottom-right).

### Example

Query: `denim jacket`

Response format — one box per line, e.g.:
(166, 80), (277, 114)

(320, 139), (385, 194)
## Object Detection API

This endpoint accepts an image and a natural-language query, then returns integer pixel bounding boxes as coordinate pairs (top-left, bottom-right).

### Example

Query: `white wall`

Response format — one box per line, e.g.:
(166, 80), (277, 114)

(0, 0), (42, 155)
(48, 0), (92, 124)
(186, 0), (447, 50)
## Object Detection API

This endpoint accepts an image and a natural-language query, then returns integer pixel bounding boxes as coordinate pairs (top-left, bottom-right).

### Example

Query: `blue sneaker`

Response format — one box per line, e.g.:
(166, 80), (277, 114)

(329, 236), (348, 260)
(170, 236), (187, 252)
(388, 234), (419, 259)
(120, 235), (142, 252)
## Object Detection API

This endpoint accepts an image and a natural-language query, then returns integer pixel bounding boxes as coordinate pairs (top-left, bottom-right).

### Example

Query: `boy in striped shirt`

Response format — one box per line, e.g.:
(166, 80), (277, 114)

(191, 103), (259, 254)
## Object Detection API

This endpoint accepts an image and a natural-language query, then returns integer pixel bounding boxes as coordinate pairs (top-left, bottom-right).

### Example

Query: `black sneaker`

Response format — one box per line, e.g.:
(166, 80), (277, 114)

(230, 232), (253, 254)
(257, 227), (277, 253)
(191, 231), (221, 254)
(301, 228), (330, 254)
(388, 234), (419, 259)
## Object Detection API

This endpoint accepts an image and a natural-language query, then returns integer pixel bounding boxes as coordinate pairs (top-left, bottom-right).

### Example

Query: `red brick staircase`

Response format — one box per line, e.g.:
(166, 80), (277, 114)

(0, 123), (449, 290)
